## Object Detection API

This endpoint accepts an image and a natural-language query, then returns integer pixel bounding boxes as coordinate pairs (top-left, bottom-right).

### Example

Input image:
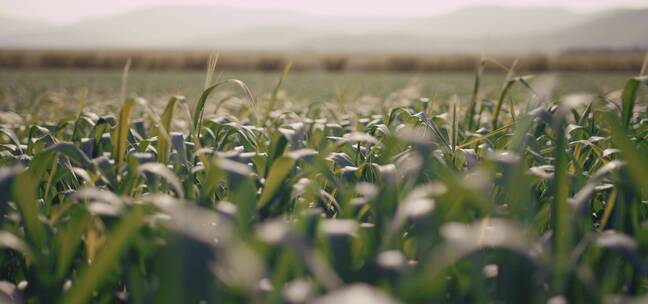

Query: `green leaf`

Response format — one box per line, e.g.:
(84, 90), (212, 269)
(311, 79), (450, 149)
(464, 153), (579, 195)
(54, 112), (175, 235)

(621, 76), (648, 129)
(550, 107), (571, 294)
(192, 79), (256, 133)
(465, 55), (485, 130)
(258, 156), (296, 208)
(12, 171), (48, 253)
(0, 128), (24, 154)
(261, 62), (292, 126)
(63, 207), (145, 304)
(492, 75), (534, 130)
(112, 98), (136, 168)
(44, 142), (93, 169)
(0, 231), (33, 260)
(606, 113), (648, 200)
(157, 96), (184, 164)
(55, 206), (91, 278)
(139, 162), (185, 198)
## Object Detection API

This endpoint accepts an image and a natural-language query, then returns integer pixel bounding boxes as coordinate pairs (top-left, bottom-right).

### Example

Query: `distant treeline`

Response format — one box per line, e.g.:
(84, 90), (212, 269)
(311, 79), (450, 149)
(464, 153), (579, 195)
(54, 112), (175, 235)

(0, 49), (645, 72)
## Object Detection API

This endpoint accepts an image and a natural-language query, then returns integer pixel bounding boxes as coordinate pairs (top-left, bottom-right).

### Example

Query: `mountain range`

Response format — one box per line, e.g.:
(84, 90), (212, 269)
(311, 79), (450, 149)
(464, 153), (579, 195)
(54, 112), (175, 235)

(1, 5), (647, 53)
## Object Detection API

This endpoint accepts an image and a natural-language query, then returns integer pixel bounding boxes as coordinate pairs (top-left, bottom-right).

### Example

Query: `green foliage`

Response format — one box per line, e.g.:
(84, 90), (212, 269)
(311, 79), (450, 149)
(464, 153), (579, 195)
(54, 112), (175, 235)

(0, 65), (647, 304)
(156, 96), (184, 164)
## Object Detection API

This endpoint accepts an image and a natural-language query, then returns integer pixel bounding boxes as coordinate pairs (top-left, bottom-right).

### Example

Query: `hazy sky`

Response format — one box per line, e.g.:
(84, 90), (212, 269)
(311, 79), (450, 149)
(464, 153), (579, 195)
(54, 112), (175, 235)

(2, 0), (647, 24)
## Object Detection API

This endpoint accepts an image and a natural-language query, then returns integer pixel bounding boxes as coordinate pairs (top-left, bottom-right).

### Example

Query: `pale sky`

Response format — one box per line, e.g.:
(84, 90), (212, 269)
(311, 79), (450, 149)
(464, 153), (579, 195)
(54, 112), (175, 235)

(2, 0), (647, 24)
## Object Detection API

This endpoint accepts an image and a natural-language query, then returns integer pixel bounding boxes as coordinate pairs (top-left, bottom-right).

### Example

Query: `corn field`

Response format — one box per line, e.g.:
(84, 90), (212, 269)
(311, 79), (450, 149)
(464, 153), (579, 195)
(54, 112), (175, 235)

(0, 61), (647, 303)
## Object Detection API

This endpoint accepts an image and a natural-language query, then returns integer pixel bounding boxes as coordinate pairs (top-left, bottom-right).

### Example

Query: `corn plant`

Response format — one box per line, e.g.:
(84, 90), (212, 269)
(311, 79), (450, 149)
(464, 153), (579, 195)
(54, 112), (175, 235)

(0, 63), (647, 304)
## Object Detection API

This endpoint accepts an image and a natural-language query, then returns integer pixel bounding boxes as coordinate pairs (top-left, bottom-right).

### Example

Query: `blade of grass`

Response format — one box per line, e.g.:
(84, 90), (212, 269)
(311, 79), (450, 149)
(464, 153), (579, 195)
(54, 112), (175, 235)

(620, 76), (648, 129)
(465, 55), (485, 131)
(550, 106), (571, 295)
(261, 62), (292, 127)
(120, 58), (131, 103)
(258, 156), (296, 209)
(112, 98), (136, 169)
(605, 113), (648, 200)
(491, 59), (520, 130)
(157, 96), (185, 164)
(193, 79), (257, 134)
(204, 53), (219, 91)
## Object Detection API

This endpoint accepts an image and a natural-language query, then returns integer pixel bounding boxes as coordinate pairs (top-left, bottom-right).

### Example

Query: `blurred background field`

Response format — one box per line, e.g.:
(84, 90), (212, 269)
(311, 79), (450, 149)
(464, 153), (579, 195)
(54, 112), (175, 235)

(1, 49), (646, 72)
(0, 67), (635, 117)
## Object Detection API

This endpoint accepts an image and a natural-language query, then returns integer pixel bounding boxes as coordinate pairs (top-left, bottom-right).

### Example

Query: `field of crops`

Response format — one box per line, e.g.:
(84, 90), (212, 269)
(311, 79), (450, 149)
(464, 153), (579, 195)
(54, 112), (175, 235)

(0, 68), (635, 116)
(0, 60), (647, 303)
